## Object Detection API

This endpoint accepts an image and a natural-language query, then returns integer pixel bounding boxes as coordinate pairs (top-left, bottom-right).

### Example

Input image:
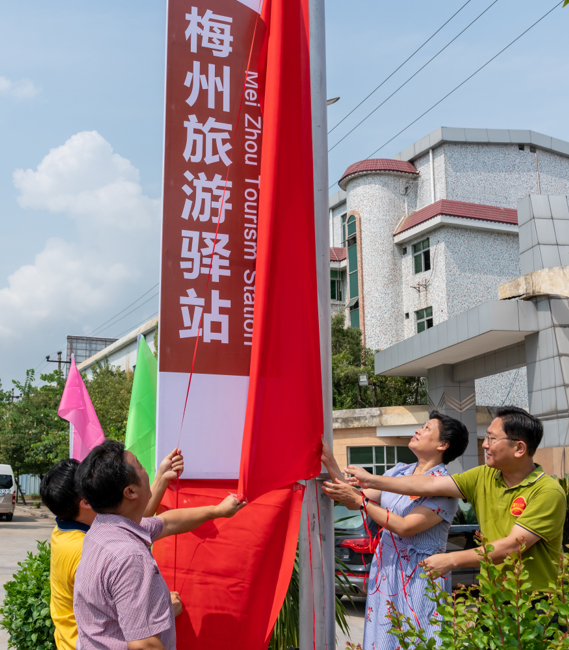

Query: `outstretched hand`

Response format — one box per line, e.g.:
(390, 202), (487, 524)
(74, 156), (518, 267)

(322, 478), (363, 511)
(321, 436), (334, 467)
(157, 448), (184, 483)
(216, 494), (248, 518)
(344, 465), (375, 489)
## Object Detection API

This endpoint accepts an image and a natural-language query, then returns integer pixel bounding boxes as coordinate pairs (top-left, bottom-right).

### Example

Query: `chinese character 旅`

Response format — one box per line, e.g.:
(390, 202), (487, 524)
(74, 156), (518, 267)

(183, 115), (232, 166)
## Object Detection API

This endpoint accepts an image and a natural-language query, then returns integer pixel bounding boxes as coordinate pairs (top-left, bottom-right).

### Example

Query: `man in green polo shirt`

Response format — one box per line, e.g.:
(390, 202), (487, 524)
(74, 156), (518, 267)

(343, 406), (566, 592)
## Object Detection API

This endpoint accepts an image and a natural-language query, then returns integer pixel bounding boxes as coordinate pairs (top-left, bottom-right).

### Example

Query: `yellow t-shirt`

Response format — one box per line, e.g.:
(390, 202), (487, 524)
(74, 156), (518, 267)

(50, 519), (90, 650)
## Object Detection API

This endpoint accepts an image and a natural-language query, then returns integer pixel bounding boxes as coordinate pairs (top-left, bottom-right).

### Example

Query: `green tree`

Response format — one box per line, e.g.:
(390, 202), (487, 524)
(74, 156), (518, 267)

(85, 361), (133, 441)
(331, 313), (427, 410)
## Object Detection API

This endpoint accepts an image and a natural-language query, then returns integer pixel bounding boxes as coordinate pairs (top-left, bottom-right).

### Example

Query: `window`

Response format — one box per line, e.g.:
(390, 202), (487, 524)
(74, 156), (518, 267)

(0, 474), (13, 489)
(348, 446), (416, 475)
(413, 238), (431, 274)
(341, 214), (348, 246)
(330, 269), (344, 301)
(346, 214), (360, 328)
(416, 306), (433, 333)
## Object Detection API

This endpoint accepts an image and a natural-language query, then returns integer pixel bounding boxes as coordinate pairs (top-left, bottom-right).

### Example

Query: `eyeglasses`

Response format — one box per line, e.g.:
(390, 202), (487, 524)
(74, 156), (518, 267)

(483, 435), (519, 446)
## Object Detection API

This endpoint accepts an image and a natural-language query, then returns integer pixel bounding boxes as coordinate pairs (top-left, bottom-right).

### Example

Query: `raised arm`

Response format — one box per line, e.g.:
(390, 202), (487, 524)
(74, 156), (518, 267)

(322, 478), (443, 537)
(155, 494), (245, 540)
(421, 524), (541, 578)
(345, 465), (462, 499)
(143, 448), (184, 518)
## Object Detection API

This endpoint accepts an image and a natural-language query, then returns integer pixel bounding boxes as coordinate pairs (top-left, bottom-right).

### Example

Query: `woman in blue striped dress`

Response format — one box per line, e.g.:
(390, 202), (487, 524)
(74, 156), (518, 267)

(321, 411), (469, 650)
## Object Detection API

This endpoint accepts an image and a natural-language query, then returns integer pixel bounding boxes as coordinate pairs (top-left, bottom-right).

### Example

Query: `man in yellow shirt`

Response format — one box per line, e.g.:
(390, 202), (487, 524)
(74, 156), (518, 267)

(40, 448), (183, 650)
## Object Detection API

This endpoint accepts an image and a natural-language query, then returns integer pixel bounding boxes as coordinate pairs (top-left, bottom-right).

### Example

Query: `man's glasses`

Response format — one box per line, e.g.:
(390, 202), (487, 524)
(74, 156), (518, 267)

(483, 435), (519, 446)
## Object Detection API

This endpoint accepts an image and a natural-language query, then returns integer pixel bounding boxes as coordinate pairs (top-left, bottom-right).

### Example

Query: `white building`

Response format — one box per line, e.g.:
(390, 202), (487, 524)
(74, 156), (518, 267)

(329, 126), (569, 408)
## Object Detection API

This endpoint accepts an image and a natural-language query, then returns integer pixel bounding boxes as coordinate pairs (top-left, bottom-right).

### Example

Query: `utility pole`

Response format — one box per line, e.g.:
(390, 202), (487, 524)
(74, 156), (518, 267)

(46, 351), (72, 375)
(299, 0), (335, 648)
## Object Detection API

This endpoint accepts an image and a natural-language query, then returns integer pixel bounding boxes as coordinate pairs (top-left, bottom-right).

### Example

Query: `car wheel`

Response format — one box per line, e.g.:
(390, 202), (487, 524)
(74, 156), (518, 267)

(5, 513), (13, 521)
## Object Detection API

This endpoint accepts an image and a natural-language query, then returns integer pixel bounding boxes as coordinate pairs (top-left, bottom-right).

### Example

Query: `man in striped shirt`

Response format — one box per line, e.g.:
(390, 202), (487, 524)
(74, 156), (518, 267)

(74, 440), (245, 650)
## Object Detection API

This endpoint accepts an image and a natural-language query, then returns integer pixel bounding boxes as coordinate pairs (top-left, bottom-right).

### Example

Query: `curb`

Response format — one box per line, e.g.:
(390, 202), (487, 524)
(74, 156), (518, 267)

(15, 505), (55, 520)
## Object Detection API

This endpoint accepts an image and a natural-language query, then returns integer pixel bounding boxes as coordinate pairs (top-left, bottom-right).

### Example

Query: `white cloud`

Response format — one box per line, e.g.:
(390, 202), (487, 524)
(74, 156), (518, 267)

(0, 131), (161, 341)
(14, 131), (159, 230)
(0, 76), (41, 100)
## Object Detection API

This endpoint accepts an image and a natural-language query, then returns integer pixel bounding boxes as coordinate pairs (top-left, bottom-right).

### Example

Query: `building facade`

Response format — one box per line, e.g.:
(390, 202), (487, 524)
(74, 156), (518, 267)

(329, 127), (569, 409)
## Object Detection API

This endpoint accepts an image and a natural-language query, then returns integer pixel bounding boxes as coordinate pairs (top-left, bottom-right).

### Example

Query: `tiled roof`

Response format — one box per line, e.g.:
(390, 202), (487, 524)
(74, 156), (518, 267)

(330, 247), (347, 262)
(394, 199), (518, 235)
(339, 159), (418, 189)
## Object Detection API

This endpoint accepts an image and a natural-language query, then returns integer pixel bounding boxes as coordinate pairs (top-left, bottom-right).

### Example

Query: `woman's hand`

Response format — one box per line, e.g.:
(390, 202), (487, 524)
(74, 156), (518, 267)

(170, 591), (183, 617)
(344, 465), (375, 489)
(322, 478), (363, 511)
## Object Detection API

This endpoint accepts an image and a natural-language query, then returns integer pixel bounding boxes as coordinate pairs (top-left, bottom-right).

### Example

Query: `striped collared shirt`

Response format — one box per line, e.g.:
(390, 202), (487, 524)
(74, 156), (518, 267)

(74, 514), (174, 650)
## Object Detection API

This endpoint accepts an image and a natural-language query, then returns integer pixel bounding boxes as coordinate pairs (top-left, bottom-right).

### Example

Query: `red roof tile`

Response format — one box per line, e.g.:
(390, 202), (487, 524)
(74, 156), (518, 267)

(394, 199), (518, 236)
(330, 247), (347, 262)
(339, 159), (418, 189)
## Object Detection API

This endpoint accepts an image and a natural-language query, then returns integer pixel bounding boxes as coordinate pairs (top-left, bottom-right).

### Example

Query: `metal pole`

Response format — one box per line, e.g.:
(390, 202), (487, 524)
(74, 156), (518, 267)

(299, 0), (335, 648)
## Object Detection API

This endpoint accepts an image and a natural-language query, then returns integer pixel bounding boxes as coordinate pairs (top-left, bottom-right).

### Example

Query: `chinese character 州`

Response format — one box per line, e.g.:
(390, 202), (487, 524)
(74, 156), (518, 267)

(185, 62), (230, 112)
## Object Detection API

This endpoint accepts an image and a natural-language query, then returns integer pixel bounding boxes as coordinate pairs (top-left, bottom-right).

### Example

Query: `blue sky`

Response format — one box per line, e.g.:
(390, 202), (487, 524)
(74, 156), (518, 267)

(0, 0), (568, 389)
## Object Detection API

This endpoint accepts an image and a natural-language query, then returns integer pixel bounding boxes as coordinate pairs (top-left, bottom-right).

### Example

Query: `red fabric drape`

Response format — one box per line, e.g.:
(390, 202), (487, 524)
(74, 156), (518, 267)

(238, 0), (323, 505)
(153, 481), (304, 649)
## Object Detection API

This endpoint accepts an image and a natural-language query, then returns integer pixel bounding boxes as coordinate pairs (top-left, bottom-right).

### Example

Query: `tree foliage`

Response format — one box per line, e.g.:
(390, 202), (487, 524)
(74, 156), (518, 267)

(331, 313), (427, 410)
(0, 541), (55, 650)
(388, 537), (569, 649)
(0, 362), (133, 488)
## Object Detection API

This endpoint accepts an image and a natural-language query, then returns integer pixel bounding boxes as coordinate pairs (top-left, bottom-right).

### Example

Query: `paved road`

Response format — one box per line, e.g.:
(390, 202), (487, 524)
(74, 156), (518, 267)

(0, 510), (54, 650)
(337, 597), (366, 649)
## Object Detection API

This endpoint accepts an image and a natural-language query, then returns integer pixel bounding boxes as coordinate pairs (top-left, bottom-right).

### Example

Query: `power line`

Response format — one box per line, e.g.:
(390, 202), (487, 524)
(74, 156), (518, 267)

(113, 311), (159, 341)
(327, 0), (474, 136)
(329, 0), (563, 190)
(328, 0), (500, 153)
(364, 1), (562, 160)
(92, 292), (159, 337)
(87, 283), (159, 337)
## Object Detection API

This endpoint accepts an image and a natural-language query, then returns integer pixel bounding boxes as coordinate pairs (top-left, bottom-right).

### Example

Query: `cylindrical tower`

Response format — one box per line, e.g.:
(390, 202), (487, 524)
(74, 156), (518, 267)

(339, 159), (419, 350)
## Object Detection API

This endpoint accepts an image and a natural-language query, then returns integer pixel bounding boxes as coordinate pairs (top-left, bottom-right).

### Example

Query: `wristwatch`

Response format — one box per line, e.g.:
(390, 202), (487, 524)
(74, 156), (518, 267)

(360, 496), (368, 511)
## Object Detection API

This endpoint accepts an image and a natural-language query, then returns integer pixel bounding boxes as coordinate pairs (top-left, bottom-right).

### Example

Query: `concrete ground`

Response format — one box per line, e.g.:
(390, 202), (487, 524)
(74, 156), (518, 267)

(0, 509), (54, 650)
(336, 597), (366, 649)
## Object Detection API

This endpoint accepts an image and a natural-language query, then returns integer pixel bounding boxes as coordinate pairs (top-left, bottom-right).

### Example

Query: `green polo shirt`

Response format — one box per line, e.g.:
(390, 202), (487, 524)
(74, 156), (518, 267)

(452, 464), (566, 592)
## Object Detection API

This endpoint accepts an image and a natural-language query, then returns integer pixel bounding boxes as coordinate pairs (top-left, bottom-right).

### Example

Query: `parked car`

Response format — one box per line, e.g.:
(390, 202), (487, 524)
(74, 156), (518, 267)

(334, 501), (479, 596)
(0, 464), (16, 522)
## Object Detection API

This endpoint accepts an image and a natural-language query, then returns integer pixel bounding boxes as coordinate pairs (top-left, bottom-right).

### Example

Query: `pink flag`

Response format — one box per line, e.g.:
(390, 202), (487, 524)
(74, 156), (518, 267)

(58, 358), (105, 461)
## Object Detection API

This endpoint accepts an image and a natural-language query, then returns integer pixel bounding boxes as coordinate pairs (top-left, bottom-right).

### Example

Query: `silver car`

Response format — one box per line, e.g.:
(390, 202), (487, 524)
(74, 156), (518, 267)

(0, 464), (16, 521)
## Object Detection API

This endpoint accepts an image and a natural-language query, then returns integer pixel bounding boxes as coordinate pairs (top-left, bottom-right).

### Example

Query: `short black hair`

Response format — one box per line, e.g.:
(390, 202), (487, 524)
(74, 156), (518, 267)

(495, 406), (543, 456)
(429, 410), (470, 464)
(75, 440), (140, 514)
(40, 459), (81, 520)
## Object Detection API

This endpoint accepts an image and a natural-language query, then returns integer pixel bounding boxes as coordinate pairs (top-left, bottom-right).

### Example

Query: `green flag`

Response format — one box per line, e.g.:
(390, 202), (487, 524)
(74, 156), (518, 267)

(125, 336), (157, 480)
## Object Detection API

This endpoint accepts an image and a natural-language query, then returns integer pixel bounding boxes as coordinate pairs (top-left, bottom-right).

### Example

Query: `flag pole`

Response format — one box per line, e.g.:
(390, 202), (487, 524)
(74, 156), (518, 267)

(299, 0), (335, 648)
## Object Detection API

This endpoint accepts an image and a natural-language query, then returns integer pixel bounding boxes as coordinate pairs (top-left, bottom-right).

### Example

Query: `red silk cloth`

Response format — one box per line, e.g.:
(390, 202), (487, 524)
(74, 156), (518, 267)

(238, 0), (323, 504)
(153, 481), (304, 649)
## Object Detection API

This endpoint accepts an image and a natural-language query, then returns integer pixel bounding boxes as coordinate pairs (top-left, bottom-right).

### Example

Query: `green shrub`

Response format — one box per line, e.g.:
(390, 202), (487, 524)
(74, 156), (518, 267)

(387, 537), (569, 649)
(0, 541), (55, 650)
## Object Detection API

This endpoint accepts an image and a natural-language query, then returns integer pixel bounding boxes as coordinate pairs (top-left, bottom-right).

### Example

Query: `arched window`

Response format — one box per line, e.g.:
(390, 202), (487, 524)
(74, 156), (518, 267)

(346, 214), (359, 328)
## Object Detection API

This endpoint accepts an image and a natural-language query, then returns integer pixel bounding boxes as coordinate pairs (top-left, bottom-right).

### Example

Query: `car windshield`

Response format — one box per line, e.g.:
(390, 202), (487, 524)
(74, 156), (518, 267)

(334, 504), (362, 531)
(0, 475), (13, 489)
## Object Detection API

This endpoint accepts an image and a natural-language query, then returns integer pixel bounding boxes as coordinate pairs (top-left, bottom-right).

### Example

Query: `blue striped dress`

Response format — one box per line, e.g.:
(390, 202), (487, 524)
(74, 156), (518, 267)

(362, 462), (458, 650)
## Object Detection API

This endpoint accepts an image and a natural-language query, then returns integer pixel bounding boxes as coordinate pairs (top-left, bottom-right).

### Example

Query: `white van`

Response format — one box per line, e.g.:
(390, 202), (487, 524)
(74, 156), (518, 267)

(0, 464), (16, 521)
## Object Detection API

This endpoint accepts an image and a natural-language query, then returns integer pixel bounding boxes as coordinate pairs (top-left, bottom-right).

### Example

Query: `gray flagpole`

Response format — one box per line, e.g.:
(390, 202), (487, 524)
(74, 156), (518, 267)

(299, 0), (335, 648)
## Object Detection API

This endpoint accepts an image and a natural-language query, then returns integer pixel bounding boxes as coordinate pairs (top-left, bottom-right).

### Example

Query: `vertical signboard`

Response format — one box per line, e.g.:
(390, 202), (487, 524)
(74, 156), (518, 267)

(157, 0), (265, 479)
